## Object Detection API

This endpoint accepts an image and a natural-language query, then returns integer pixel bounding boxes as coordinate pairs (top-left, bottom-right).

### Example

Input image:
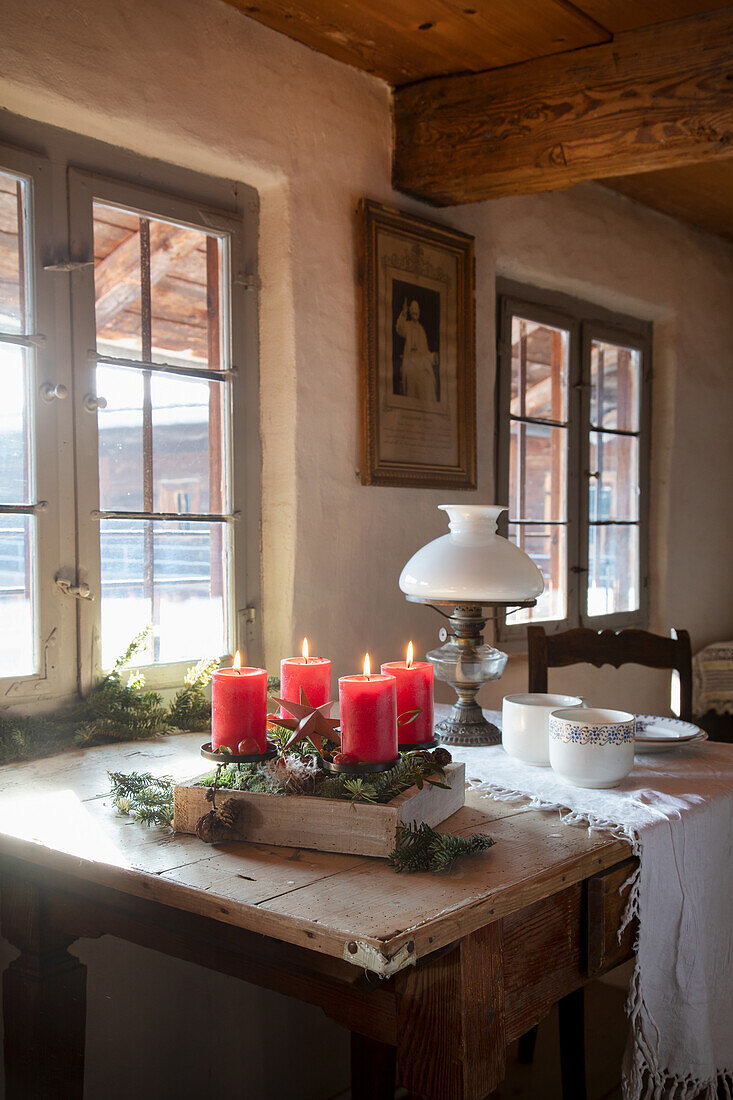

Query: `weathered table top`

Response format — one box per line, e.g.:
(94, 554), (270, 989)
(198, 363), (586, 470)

(0, 734), (631, 975)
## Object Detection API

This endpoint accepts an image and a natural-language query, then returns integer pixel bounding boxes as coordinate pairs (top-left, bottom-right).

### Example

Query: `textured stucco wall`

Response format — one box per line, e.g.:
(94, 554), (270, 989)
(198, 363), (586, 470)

(451, 185), (733, 710)
(1, 0), (733, 1096)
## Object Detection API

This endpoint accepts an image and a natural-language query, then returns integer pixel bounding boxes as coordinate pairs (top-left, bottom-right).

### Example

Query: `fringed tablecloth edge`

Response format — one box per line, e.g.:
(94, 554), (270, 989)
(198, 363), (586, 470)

(466, 775), (733, 1100)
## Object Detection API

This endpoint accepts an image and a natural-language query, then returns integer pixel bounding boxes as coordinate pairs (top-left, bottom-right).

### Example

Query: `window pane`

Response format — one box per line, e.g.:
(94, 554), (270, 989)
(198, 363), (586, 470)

(0, 514), (35, 675)
(93, 204), (143, 357)
(0, 344), (32, 504)
(590, 341), (640, 431)
(99, 518), (228, 669)
(151, 233), (221, 367)
(587, 524), (639, 616)
(97, 364), (144, 510)
(97, 366), (225, 513)
(507, 523), (567, 624)
(589, 432), (639, 521)
(0, 171), (28, 334)
(511, 316), (569, 421)
(152, 374), (225, 513)
(509, 421), (566, 522)
(93, 205), (224, 369)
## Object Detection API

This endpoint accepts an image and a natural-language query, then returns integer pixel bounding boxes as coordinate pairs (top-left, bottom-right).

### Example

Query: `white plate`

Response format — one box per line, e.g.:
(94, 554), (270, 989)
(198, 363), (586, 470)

(635, 714), (702, 741)
(634, 714), (708, 753)
(635, 731), (708, 754)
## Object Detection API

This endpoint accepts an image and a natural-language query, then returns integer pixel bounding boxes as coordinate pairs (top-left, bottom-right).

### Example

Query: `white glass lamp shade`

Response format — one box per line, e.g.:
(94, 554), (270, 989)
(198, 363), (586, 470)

(399, 505), (544, 603)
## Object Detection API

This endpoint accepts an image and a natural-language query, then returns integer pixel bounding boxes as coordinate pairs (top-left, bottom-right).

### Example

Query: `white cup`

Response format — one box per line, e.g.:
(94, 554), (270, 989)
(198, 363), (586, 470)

(502, 693), (585, 766)
(549, 707), (635, 789)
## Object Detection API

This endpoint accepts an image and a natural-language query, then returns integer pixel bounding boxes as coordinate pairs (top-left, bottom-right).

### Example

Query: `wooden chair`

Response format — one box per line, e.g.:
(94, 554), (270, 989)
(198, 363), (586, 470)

(518, 624), (693, 1096)
(527, 625), (693, 722)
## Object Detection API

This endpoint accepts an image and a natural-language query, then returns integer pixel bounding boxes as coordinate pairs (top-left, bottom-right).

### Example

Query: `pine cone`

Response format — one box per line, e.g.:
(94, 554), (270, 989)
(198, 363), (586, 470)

(217, 798), (238, 831)
(195, 800), (238, 844)
(431, 747), (453, 767)
(195, 809), (221, 843)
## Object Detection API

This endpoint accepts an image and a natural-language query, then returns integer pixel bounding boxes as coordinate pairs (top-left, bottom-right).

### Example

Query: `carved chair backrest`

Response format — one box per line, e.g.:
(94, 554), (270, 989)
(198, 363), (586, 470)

(526, 626), (693, 722)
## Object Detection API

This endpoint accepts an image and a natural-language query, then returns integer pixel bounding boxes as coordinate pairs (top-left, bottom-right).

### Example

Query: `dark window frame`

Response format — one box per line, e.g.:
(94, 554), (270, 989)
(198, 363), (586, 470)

(495, 280), (652, 644)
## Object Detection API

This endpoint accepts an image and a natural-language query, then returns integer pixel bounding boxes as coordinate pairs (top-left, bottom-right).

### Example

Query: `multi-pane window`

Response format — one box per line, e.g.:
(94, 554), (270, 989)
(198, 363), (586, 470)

(497, 287), (650, 637)
(507, 317), (569, 624)
(0, 169), (35, 677)
(0, 133), (258, 707)
(587, 339), (642, 617)
(89, 204), (232, 669)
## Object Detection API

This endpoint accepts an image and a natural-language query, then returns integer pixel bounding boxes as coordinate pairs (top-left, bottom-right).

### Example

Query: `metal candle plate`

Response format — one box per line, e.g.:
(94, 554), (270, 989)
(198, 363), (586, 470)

(321, 756), (400, 776)
(200, 741), (278, 765)
(398, 738), (440, 752)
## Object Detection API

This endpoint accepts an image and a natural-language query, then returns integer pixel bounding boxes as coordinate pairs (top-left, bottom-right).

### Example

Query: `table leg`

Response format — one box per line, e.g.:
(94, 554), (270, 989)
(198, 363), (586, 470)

(395, 921), (505, 1100)
(559, 986), (586, 1100)
(351, 1031), (397, 1100)
(2, 874), (86, 1099)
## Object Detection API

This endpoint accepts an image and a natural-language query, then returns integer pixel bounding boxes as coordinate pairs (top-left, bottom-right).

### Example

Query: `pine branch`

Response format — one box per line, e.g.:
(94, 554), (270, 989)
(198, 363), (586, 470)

(108, 770), (174, 828)
(388, 821), (494, 874)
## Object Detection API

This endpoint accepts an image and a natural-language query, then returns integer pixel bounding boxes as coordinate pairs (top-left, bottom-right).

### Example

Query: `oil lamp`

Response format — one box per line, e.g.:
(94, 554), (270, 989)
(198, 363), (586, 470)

(399, 505), (543, 747)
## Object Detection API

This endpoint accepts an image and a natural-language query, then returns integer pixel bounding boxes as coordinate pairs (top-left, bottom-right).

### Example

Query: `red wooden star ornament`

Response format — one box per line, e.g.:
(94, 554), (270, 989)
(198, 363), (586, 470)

(269, 690), (341, 755)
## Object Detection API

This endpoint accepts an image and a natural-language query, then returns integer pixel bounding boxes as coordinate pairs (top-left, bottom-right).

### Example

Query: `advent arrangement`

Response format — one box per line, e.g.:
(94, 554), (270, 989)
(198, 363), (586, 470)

(111, 637), (495, 874)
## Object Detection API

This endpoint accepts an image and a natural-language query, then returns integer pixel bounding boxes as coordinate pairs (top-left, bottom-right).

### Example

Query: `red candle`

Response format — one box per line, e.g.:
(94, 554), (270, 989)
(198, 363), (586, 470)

(382, 641), (434, 746)
(338, 654), (398, 764)
(211, 653), (268, 753)
(280, 637), (331, 710)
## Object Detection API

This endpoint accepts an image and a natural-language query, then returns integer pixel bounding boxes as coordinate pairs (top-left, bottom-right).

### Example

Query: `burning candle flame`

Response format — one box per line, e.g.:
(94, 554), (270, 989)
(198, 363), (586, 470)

(406, 640), (414, 669)
(363, 653), (371, 678)
(232, 650), (242, 672)
(302, 637), (309, 662)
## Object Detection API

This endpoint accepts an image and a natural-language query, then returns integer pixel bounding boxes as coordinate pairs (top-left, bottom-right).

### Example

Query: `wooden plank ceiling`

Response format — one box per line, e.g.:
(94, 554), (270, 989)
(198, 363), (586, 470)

(225, 0), (733, 243)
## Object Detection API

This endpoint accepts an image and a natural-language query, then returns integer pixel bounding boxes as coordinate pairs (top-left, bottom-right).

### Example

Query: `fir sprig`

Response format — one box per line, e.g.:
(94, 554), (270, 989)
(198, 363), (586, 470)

(0, 633), (227, 766)
(108, 770), (174, 828)
(74, 628), (168, 747)
(315, 750), (452, 804)
(388, 821), (494, 874)
(168, 657), (220, 731)
(342, 777), (379, 804)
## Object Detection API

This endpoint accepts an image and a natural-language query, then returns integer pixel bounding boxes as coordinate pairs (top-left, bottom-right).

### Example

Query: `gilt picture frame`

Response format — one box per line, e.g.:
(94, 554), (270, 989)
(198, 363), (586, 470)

(358, 199), (476, 488)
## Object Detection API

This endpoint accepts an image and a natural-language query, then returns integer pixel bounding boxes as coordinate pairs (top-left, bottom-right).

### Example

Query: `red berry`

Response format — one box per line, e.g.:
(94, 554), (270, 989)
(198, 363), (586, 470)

(237, 738), (260, 755)
(332, 752), (357, 765)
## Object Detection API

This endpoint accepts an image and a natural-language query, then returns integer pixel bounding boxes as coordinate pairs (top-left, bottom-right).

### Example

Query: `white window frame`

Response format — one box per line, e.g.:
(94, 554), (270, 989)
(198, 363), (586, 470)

(0, 142), (78, 705)
(496, 281), (652, 645)
(0, 122), (261, 707)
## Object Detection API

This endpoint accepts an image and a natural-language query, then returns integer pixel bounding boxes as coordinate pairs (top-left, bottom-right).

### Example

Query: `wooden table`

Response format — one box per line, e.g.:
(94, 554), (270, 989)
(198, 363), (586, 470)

(0, 734), (636, 1100)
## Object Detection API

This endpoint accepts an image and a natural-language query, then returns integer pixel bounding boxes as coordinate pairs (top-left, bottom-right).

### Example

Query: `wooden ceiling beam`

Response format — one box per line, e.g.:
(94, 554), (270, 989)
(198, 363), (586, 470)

(392, 7), (733, 206)
(95, 223), (202, 330)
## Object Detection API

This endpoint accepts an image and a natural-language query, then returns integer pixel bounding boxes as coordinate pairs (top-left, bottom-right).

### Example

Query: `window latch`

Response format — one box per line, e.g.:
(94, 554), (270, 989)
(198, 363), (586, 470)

(40, 383), (69, 403)
(43, 259), (94, 272)
(83, 393), (108, 413)
(55, 574), (94, 600)
(570, 566), (589, 574)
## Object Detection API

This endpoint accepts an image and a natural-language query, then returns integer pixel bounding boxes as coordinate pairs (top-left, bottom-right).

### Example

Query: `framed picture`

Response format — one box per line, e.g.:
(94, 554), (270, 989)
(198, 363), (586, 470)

(358, 199), (476, 488)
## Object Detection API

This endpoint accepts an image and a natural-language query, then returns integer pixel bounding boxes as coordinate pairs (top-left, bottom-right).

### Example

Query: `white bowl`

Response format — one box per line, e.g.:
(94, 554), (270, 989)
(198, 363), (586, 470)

(502, 693), (584, 766)
(549, 707), (635, 789)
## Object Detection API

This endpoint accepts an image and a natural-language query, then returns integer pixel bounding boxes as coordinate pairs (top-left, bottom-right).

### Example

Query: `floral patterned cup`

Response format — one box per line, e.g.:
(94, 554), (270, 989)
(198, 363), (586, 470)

(549, 707), (635, 789)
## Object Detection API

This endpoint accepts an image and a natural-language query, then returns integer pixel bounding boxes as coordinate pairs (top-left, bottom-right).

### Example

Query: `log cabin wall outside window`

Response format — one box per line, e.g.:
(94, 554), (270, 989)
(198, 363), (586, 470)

(0, 122), (260, 706)
(495, 282), (651, 642)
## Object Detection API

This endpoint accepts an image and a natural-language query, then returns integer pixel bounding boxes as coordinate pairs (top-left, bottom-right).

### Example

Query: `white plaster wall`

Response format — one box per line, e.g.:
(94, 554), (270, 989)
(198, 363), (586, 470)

(1, 0), (733, 1096)
(450, 185), (733, 711)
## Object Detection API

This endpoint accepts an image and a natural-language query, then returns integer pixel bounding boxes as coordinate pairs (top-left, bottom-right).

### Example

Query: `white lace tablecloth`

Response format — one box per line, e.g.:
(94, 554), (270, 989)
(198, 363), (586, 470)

(439, 706), (733, 1100)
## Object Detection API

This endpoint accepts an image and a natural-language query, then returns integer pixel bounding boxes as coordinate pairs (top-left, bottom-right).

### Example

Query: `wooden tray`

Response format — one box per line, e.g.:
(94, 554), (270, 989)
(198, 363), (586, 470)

(173, 762), (465, 858)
